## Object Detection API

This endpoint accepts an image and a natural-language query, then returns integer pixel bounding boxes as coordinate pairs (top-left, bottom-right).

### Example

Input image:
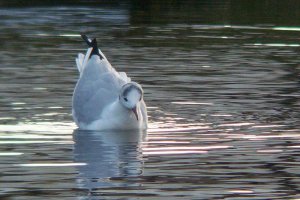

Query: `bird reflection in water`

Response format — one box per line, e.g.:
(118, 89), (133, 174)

(73, 129), (146, 191)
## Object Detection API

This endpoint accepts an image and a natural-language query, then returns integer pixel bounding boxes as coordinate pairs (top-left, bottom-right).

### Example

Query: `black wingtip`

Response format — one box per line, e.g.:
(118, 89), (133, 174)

(81, 34), (91, 45)
(80, 34), (103, 59)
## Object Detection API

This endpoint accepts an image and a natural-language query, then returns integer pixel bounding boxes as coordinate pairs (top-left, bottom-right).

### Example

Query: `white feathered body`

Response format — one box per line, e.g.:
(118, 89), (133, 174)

(72, 47), (147, 131)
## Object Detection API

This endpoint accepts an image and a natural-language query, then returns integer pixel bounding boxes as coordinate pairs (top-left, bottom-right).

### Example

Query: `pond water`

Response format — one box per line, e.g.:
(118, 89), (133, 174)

(0, 2), (300, 199)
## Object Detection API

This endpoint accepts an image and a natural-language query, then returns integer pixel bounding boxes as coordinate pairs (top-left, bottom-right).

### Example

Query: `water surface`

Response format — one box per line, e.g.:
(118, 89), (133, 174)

(0, 2), (300, 199)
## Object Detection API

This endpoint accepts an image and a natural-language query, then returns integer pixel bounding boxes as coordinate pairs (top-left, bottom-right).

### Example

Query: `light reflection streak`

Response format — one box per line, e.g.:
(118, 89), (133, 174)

(273, 27), (300, 31)
(229, 189), (254, 194)
(191, 24), (300, 32)
(59, 34), (81, 37)
(147, 106), (159, 109)
(0, 122), (76, 133)
(15, 163), (86, 167)
(148, 126), (211, 132)
(257, 149), (283, 153)
(171, 101), (214, 105)
(36, 112), (62, 116)
(143, 146), (232, 151)
(11, 102), (26, 105)
(255, 134), (300, 139)
(253, 43), (300, 47)
(143, 150), (207, 155)
(211, 114), (232, 117)
(287, 146), (300, 148)
(0, 152), (24, 156)
(36, 33), (50, 37)
(148, 121), (211, 133)
(179, 24), (300, 33)
(227, 134), (300, 140)
(187, 35), (235, 39)
(218, 123), (255, 127)
(48, 106), (64, 109)
(33, 87), (47, 90)
(0, 140), (73, 144)
(142, 141), (190, 144)
(0, 135), (71, 139)
(142, 145), (232, 156)
(252, 125), (286, 128)
(147, 136), (199, 140)
(12, 108), (24, 110)
(0, 117), (16, 120)
(36, 33), (81, 37)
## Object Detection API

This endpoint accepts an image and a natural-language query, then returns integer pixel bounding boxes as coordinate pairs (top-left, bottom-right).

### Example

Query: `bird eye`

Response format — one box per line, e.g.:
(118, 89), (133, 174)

(124, 97), (128, 102)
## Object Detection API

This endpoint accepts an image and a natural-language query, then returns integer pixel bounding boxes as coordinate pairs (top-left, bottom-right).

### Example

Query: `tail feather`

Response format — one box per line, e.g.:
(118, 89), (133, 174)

(76, 48), (92, 74)
(76, 34), (114, 75)
(75, 53), (85, 73)
(81, 34), (103, 59)
(82, 48), (93, 71)
(75, 58), (81, 73)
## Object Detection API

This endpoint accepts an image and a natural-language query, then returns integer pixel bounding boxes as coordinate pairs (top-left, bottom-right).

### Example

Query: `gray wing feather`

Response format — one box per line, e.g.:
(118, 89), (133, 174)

(73, 55), (129, 124)
(73, 72), (125, 124)
(80, 88), (113, 123)
(80, 58), (112, 82)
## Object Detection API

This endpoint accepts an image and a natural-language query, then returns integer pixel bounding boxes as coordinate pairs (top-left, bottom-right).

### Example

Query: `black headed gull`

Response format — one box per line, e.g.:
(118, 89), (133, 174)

(72, 35), (148, 130)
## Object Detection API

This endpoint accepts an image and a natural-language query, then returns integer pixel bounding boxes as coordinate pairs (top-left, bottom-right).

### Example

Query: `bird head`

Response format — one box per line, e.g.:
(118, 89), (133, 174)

(119, 82), (143, 120)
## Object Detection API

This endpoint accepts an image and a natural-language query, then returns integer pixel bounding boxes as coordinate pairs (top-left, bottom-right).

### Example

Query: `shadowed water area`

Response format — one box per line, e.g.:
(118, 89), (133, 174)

(0, 1), (300, 199)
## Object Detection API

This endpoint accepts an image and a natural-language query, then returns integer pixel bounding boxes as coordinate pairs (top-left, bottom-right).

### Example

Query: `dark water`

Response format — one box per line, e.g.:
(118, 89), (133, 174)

(0, 2), (300, 199)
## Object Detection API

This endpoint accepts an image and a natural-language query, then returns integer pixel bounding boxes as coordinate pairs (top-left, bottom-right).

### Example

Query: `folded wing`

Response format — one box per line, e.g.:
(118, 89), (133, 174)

(73, 53), (128, 124)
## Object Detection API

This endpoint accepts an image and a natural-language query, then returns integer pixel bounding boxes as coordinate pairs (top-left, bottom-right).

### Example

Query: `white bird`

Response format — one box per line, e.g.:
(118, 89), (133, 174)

(72, 35), (148, 131)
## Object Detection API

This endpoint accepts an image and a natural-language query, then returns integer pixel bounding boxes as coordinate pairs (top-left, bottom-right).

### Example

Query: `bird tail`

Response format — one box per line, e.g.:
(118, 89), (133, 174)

(75, 50), (91, 74)
(81, 34), (107, 60)
(76, 34), (109, 74)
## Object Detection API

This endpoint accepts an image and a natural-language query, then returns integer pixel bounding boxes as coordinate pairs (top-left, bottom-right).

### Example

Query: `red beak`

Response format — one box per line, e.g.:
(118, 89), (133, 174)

(131, 107), (139, 120)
